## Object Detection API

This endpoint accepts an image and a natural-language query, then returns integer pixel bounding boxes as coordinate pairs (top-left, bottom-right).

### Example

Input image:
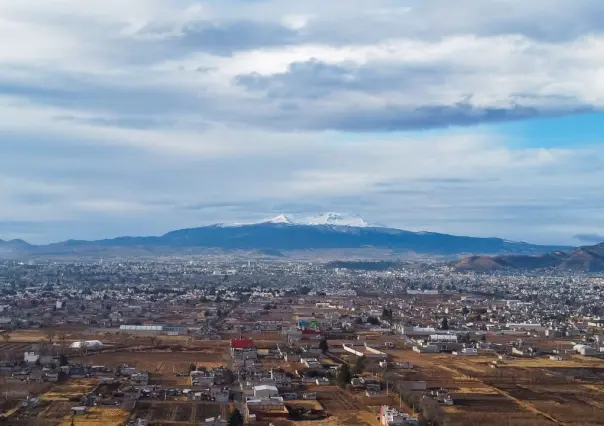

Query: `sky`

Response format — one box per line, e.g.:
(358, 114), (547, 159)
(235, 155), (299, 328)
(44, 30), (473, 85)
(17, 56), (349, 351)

(0, 0), (603, 245)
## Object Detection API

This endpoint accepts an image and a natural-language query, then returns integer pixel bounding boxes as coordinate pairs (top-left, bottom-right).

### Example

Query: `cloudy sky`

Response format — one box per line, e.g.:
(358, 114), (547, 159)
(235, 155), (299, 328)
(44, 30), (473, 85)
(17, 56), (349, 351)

(1, 0), (603, 245)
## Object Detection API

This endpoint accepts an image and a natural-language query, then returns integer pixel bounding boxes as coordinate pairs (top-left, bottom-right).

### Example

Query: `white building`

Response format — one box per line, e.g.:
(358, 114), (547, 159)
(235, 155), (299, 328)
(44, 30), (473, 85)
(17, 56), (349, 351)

(253, 384), (279, 399)
(70, 340), (103, 350)
(429, 334), (458, 343)
(379, 405), (419, 425)
(24, 352), (40, 363)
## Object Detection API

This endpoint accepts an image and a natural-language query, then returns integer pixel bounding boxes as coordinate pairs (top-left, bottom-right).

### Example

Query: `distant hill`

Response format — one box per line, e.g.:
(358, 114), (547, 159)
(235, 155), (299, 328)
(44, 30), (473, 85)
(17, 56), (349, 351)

(0, 219), (572, 259)
(0, 239), (32, 252)
(454, 243), (604, 272)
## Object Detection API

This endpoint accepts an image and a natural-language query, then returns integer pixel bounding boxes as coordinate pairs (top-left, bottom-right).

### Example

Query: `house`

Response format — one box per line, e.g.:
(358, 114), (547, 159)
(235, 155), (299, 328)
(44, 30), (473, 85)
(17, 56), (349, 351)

(301, 358), (321, 369)
(70, 365), (88, 377)
(453, 348), (478, 356)
(210, 386), (230, 403)
(0, 317), (13, 329)
(72, 406), (89, 416)
(231, 338), (255, 350)
(191, 370), (215, 388)
(163, 325), (188, 335)
(284, 353), (300, 363)
(245, 396), (288, 422)
(131, 372), (149, 386)
(39, 355), (59, 366)
(270, 369), (288, 383)
(412, 344), (439, 353)
(351, 377), (366, 388)
(121, 366), (137, 376)
(24, 352), (40, 364)
(574, 344), (597, 356)
(254, 384), (279, 398)
(379, 405), (419, 425)
(29, 371), (44, 383)
(45, 372), (59, 382)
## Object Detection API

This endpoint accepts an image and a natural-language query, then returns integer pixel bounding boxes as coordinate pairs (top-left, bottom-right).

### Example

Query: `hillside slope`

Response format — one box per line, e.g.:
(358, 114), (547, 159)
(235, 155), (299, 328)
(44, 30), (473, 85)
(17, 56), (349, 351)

(454, 243), (604, 272)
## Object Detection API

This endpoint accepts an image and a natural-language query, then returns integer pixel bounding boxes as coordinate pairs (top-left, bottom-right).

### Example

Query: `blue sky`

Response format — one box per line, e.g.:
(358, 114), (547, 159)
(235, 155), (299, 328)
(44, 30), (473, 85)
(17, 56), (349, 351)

(0, 0), (603, 245)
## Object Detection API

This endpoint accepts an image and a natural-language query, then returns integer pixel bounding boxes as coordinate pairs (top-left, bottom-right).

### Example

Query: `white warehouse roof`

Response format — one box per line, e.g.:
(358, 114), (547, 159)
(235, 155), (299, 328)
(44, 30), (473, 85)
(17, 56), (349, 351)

(119, 325), (163, 331)
(70, 340), (103, 349)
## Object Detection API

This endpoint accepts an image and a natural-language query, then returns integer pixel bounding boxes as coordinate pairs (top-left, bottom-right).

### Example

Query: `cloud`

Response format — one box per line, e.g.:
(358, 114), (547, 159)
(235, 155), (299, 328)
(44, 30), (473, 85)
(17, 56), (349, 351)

(232, 36), (604, 131)
(0, 1), (603, 133)
(575, 234), (604, 245)
(0, 1), (603, 244)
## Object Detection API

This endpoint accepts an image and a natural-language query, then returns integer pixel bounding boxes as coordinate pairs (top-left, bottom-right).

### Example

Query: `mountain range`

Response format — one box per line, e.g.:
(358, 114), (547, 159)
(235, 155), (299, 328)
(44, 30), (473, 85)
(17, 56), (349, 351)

(454, 242), (604, 272)
(0, 213), (573, 259)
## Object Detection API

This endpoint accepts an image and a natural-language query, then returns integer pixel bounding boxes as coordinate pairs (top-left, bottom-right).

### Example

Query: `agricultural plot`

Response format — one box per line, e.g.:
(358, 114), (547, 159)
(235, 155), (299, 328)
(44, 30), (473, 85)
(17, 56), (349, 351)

(303, 386), (377, 426)
(43, 379), (98, 401)
(387, 348), (604, 425)
(0, 342), (32, 355)
(72, 348), (228, 376)
(132, 401), (232, 424)
(56, 407), (130, 426)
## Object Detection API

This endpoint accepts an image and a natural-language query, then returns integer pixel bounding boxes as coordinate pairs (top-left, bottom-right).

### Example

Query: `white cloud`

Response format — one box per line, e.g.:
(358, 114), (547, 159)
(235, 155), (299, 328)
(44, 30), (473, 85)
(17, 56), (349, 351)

(0, 0), (603, 244)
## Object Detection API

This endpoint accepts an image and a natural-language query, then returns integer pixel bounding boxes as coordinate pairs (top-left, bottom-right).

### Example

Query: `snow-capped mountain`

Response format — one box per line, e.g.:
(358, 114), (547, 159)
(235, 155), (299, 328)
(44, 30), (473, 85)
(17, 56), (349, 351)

(264, 212), (373, 227)
(0, 217), (572, 259)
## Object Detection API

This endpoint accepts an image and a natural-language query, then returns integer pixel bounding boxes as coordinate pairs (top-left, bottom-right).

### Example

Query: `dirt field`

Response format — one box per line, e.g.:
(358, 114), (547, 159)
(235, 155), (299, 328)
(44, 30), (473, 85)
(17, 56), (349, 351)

(57, 407), (130, 426)
(388, 347), (604, 425)
(0, 342), (34, 359)
(72, 349), (228, 376)
(132, 401), (233, 424)
(42, 379), (99, 401)
(300, 386), (382, 426)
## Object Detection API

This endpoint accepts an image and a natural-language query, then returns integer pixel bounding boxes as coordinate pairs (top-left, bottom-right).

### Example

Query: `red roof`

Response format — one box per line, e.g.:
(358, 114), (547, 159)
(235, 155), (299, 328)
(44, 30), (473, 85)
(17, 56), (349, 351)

(301, 328), (321, 335)
(231, 338), (254, 349)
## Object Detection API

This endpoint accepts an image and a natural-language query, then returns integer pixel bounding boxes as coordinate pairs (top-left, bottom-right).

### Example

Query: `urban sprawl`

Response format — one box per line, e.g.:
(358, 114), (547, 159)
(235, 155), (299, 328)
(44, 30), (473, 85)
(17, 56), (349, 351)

(1, 259), (604, 426)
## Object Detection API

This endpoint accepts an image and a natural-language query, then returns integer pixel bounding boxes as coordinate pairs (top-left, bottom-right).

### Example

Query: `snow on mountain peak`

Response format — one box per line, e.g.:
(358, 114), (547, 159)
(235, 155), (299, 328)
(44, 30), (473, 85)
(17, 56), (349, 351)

(266, 214), (293, 224)
(301, 212), (371, 227)
(218, 212), (377, 228)
(263, 212), (373, 227)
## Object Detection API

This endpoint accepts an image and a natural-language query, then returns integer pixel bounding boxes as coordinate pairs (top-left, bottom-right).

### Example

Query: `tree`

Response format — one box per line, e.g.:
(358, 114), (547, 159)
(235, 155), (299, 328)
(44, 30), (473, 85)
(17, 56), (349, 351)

(59, 354), (69, 367)
(58, 333), (68, 350)
(0, 332), (10, 343)
(228, 409), (244, 426)
(336, 363), (351, 388)
(44, 329), (57, 345)
(441, 317), (449, 330)
(382, 307), (393, 320)
(366, 316), (381, 326)
(319, 338), (329, 353)
(189, 363), (197, 372)
(353, 356), (367, 375)
(299, 286), (311, 295)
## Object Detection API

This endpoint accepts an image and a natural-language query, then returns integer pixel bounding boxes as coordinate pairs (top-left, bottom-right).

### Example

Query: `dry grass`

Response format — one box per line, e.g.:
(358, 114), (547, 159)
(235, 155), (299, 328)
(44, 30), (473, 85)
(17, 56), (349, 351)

(286, 400), (325, 410)
(42, 379), (98, 401)
(58, 407), (130, 426)
(453, 386), (499, 395)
